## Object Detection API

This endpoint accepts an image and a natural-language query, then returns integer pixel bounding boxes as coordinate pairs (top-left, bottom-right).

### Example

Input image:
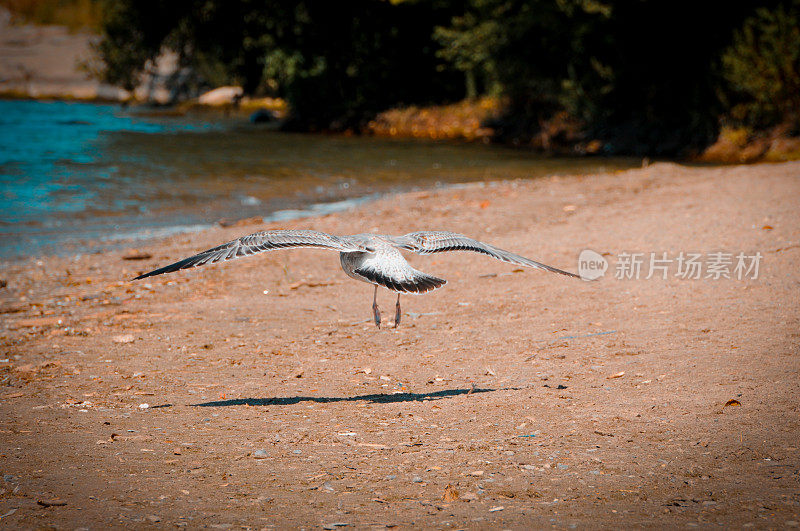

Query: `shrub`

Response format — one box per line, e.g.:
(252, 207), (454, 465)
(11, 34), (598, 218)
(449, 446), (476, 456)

(722, 2), (800, 129)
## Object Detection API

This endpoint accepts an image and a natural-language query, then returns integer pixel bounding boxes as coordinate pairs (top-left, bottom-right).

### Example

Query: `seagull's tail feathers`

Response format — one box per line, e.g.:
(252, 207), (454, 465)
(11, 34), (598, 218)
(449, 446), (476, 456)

(355, 266), (447, 294)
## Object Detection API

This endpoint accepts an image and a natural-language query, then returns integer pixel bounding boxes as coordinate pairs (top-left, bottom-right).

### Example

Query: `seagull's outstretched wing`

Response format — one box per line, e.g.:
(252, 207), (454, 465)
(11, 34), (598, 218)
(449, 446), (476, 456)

(133, 230), (364, 280)
(394, 231), (579, 278)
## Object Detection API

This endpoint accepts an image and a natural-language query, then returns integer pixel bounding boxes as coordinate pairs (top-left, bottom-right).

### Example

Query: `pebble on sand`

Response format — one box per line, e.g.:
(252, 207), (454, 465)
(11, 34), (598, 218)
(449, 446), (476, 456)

(122, 249), (153, 260)
(442, 484), (460, 502)
(37, 499), (67, 507)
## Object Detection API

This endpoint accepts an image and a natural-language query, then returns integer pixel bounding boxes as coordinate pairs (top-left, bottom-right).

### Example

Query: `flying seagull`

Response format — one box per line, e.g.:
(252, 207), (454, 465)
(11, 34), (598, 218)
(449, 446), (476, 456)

(133, 229), (579, 328)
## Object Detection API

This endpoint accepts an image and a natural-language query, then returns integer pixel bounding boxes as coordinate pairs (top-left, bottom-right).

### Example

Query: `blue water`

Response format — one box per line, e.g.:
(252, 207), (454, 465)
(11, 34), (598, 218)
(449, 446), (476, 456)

(0, 100), (225, 257)
(0, 100), (206, 223)
(0, 99), (637, 260)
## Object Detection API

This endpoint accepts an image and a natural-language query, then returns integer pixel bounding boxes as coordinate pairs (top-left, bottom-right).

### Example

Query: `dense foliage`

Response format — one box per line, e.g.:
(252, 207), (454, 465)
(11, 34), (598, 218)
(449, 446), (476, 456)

(722, 2), (800, 130)
(436, 0), (797, 154)
(94, 0), (463, 129)
(91, 0), (800, 154)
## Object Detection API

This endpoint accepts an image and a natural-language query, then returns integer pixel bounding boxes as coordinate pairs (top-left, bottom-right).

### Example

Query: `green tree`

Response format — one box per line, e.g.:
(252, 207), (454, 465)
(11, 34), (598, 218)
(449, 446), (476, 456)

(433, 7), (502, 99)
(722, 1), (800, 128)
(434, 0), (782, 154)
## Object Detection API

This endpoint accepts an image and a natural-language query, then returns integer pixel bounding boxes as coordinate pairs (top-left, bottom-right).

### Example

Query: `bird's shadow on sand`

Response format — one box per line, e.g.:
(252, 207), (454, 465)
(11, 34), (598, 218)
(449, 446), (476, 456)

(191, 387), (496, 408)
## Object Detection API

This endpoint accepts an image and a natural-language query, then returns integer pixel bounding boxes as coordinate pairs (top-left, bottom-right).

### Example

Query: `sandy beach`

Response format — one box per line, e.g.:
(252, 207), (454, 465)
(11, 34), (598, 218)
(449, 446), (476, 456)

(0, 161), (799, 528)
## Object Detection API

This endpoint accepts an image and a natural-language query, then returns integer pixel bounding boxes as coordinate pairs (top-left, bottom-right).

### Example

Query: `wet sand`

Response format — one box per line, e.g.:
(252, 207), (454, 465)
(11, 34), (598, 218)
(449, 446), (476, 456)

(1, 161), (799, 528)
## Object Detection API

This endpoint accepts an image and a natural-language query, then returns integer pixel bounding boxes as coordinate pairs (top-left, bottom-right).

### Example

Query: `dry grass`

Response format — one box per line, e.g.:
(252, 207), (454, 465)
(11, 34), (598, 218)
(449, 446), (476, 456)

(699, 124), (800, 163)
(0, 0), (102, 31)
(367, 97), (501, 141)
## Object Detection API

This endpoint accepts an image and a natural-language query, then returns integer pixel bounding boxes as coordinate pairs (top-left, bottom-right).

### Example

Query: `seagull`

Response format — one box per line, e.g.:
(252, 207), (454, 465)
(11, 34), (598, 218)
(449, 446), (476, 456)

(133, 229), (579, 328)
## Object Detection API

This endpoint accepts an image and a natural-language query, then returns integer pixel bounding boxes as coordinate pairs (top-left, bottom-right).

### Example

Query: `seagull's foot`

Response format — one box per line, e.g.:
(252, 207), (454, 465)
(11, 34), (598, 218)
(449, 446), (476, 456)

(372, 302), (381, 329)
(394, 296), (401, 328)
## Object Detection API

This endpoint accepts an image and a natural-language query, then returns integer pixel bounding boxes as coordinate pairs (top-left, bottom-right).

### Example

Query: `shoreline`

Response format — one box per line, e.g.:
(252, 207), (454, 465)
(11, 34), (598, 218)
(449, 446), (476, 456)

(0, 101), (641, 265)
(0, 159), (789, 267)
(7, 91), (800, 164)
(0, 191), (385, 265)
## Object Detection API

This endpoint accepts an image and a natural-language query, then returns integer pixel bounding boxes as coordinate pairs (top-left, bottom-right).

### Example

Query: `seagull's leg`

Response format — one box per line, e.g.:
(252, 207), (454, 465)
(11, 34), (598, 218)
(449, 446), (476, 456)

(394, 293), (401, 328)
(372, 284), (381, 329)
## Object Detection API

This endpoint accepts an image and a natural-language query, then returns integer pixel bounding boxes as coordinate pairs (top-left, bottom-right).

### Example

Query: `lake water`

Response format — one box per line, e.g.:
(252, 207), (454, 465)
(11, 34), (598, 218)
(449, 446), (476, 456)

(0, 99), (637, 259)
